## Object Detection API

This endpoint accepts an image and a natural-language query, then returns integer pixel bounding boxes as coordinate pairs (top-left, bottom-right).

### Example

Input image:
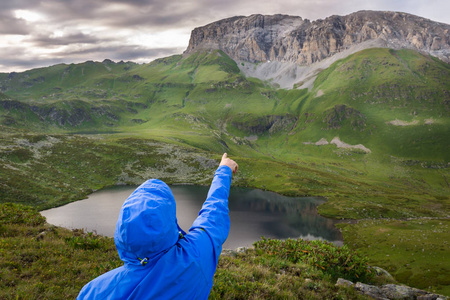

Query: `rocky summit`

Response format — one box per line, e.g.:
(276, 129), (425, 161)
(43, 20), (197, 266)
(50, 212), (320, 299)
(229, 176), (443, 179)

(185, 11), (450, 65)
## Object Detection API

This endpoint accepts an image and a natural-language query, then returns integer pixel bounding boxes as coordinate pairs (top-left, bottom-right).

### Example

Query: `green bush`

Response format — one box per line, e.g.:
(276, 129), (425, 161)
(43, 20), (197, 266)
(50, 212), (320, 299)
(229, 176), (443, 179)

(254, 237), (374, 282)
(0, 203), (46, 226)
(66, 231), (105, 250)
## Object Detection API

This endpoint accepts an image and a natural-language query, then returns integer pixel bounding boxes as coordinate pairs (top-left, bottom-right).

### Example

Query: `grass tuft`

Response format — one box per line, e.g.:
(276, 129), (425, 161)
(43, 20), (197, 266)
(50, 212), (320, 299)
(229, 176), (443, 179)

(254, 237), (374, 283)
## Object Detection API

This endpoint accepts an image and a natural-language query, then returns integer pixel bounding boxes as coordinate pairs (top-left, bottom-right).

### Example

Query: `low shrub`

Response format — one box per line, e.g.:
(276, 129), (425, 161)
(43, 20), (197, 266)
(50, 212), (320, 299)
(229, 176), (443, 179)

(0, 202), (46, 226)
(66, 231), (105, 250)
(254, 237), (374, 283)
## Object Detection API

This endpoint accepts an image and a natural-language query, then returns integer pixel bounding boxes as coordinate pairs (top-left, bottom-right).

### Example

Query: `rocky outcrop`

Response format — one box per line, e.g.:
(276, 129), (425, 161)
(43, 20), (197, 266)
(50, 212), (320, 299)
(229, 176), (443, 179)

(30, 105), (93, 127)
(303, 137), (371, 153)
(323, 104), (367, 131)
(330, 137), (371, 153)
(336, 279), (448, 300)
(231, 114), (298, 134)
(0, 99), (123, 127)
(185, 11), (450, 65)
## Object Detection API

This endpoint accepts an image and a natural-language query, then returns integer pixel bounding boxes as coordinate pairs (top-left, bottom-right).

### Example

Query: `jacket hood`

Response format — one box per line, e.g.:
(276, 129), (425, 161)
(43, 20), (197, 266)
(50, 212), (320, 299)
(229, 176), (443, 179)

(114, 179), (181, 265)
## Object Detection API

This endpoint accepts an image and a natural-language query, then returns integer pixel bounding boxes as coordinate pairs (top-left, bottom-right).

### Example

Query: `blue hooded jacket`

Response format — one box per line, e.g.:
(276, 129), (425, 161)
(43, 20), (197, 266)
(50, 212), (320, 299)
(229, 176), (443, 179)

(77, 165), (232, 299)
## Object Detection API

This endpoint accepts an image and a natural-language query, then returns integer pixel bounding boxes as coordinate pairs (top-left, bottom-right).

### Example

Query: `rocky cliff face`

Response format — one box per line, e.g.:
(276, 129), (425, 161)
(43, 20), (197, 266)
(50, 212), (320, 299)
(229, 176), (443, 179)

(185, 11), (450, 65)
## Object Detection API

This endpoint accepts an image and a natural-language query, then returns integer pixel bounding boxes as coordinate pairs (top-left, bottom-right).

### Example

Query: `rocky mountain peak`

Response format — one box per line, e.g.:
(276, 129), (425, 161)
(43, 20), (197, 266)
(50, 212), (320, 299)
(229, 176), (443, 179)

(185, 10), (450, 66)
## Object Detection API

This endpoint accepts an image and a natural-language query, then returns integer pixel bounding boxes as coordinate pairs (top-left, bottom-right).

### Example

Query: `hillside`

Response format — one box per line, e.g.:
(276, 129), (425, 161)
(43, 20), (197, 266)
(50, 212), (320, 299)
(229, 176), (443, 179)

(0, 26), (449, 296)
(0, 48), (449, 215)
(1, 49), (448, 160)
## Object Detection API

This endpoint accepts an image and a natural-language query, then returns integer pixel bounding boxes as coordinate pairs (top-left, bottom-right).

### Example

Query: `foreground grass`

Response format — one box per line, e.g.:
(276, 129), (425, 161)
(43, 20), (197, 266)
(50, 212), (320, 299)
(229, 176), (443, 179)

(0, 203), (122, 299)
(339, 218), (450, 296)
(212, 247), (371, 300)
(1, 203), (381, 299)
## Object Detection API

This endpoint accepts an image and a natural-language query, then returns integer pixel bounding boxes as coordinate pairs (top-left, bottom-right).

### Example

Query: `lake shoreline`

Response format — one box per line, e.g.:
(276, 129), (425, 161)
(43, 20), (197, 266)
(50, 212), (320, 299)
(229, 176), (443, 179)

(41, 184), (343, 250)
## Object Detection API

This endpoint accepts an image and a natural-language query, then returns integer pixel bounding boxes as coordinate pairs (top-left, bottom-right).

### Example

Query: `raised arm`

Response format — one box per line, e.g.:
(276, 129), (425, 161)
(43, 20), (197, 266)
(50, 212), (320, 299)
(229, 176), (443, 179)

(190, 154), (238, 250)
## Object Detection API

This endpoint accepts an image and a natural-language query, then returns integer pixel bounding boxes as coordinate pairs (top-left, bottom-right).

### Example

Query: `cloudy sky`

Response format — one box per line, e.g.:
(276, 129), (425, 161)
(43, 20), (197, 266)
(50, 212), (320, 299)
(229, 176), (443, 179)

(1, 0), (449, 73)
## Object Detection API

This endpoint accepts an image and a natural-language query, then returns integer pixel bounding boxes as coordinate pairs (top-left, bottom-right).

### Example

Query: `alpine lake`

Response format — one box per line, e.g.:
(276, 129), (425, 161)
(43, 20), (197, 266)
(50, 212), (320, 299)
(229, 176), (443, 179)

(41, 185), (343, 249)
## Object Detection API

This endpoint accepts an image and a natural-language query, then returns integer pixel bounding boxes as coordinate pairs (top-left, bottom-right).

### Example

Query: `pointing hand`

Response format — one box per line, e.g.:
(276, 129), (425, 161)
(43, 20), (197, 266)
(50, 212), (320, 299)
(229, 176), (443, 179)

(219, 153), (238, 174)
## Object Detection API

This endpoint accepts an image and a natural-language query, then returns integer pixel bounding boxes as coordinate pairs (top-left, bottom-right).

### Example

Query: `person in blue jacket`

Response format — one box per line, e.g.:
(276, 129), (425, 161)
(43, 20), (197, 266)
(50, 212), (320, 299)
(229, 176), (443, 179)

(77, 153), (238, 300)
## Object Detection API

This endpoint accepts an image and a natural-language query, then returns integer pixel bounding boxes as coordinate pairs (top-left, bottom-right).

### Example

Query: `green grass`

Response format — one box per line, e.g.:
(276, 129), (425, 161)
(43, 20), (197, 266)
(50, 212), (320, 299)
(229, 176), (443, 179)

(0, 203), (382, 299)
(0, 203), (122, 299)
(292, 48), (450, 161)
(253, 237), (374, 283)
(211, 245), (377, 300)
(339, 219), (450, 296)
(0, 131), (219, 210)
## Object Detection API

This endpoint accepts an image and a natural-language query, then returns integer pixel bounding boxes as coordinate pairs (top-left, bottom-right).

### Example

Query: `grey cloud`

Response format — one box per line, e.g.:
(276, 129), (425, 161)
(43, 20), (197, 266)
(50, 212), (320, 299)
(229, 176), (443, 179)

(17, 0), (218, 30)
(29, 33), (111, 47)
(0, 46), (28, 60)
(104, 0), (157, 5)
(0, 57), (69, 73)
(61, 44), (183, 61)
(0, 0), (40, 11)
(0, 11), (31, 35)
(0, 58), (64, 71)
(101, 11), (200, 29)
(38, 1), (106, 22)
(70, 1), (203, 29)
(3, 0), (450, 28)
(0, 47), (56, 72)
(0, 44), (183, 73)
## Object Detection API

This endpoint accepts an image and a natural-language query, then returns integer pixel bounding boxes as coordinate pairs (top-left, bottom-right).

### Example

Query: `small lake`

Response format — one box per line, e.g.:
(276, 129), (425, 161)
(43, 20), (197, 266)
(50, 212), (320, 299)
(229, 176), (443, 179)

(41, 185), (343, 249)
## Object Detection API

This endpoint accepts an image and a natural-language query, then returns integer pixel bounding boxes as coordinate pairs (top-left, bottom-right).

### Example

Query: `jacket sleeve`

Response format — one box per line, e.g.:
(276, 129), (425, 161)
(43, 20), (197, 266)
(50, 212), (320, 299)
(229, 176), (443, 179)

(190, 165), (232, 253)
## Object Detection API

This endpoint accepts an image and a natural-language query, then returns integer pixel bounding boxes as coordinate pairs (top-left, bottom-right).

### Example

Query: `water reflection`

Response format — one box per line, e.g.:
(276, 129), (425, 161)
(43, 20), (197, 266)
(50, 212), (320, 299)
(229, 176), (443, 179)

(41, 185), (342, 249)
(227, 188), (342, 248)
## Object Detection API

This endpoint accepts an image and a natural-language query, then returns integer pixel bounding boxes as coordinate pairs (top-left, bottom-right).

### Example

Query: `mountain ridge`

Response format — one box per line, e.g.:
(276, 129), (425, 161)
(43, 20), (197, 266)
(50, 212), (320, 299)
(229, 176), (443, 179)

(185, 10), (450, 65)
(185, 11), (450, 89)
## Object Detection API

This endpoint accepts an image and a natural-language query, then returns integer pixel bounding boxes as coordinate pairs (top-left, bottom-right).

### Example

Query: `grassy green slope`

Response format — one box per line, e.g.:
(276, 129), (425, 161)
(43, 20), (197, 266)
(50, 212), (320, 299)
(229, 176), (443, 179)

(299, 49), (448, 159)
(0, 60), (139, 101)
(0, 48), (449, 296)
(237, 49), (450, 220)
(276, 49), (449, 295)
(278, 48), (449, 158)
(0, 49), (448, 216)
(339, 218), (450, 296)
